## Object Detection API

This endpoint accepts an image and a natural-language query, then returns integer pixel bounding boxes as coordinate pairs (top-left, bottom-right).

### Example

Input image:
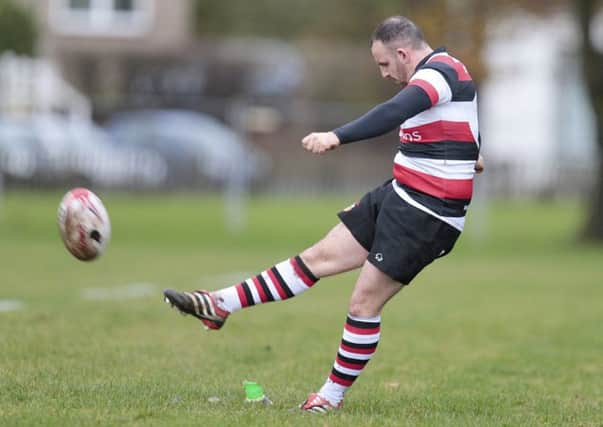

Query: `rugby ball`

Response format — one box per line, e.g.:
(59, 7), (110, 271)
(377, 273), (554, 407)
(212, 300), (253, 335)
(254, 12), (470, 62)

(57, 188), (111, 261)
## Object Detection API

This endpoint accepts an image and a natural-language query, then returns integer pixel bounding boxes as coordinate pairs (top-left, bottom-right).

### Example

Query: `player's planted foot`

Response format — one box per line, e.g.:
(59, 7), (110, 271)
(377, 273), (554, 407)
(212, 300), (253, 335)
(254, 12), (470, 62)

(300, 393), (341, 413)
(163, 289), (230, 330)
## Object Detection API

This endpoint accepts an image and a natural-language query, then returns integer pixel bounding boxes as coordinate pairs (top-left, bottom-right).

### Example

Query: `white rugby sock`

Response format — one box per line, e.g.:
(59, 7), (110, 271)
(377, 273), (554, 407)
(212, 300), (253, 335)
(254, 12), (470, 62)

(319, 313), (381, 406)
(215, 255), (319, 313)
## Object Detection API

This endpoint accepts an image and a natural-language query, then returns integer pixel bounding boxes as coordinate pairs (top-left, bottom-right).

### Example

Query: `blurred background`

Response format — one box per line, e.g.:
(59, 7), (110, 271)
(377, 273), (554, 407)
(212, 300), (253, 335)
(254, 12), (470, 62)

(1, 2), (602, 424)
(0, 0), (602, 235)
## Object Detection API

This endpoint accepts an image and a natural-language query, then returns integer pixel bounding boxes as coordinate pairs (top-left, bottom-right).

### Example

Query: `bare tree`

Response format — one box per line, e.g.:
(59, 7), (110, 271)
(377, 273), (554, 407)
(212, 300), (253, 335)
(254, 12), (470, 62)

(577, 0), (603, 241)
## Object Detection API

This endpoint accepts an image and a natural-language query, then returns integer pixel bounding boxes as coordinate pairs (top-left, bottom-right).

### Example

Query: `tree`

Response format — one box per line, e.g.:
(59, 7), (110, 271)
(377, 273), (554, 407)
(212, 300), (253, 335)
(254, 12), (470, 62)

(577, 0), (603, 241)
(0, 0), (37, 55)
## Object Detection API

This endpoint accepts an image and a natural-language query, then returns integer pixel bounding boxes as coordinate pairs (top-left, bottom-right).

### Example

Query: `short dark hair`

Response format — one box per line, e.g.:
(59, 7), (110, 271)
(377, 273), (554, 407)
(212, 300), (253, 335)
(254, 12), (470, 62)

(371, 16), (426, 49)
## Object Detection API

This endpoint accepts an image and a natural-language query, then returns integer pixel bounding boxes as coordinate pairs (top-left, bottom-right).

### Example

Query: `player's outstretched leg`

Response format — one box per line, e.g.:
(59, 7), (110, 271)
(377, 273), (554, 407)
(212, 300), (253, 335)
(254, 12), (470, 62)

(164, 255), (319, 330)
(164, 222), (368, 331)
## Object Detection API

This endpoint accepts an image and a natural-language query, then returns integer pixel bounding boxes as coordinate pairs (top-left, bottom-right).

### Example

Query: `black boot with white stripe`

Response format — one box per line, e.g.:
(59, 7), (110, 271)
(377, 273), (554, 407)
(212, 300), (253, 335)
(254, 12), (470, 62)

(163, 289), (230, 330)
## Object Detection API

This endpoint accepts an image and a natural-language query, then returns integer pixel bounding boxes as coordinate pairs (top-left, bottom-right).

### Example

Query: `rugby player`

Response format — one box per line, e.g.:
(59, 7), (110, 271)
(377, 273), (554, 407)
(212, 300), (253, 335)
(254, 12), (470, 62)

(164, 15), (484, 413)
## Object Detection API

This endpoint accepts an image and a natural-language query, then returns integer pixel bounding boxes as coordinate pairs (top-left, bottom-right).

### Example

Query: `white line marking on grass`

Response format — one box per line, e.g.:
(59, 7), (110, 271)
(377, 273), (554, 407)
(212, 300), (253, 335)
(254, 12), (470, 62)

(81, 283), (158, 301)
(198, 272), (253, 286)
(0, 299), (24, 312)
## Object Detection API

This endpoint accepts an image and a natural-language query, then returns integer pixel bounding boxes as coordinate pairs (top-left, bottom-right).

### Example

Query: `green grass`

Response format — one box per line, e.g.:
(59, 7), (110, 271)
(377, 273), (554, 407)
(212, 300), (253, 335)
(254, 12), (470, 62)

(0, 191), (602, 426)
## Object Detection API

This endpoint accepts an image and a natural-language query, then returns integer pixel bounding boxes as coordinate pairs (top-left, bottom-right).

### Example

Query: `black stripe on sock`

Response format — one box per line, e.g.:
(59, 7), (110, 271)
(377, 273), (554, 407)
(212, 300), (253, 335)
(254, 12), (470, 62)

(294, 255), (319, 283)
(337, 352), (369, 366)
(331, 368), (357, 383)
(342, 339), (378, 350)
(346, 316), (381, 329)
(256, 274), (275, 302)
(241, 281), (255, 306)
(270, 267), (294, 299)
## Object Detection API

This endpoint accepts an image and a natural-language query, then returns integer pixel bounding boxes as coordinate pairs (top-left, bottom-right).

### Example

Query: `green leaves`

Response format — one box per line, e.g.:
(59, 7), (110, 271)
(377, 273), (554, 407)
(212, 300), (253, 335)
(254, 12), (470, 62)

(0, 0), (37, 55)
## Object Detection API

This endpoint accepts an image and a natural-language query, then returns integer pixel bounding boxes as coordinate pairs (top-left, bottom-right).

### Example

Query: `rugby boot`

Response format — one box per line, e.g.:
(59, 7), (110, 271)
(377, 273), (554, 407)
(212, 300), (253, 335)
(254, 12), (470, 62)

(163, 289), (230, 330)
(300, 392), (341, 413)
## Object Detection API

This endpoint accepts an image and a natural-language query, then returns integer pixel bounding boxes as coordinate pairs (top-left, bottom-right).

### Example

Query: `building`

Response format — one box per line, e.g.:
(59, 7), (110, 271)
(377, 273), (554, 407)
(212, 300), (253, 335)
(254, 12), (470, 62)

(480, 13), (597, 197)
(16, 0), (195, 113)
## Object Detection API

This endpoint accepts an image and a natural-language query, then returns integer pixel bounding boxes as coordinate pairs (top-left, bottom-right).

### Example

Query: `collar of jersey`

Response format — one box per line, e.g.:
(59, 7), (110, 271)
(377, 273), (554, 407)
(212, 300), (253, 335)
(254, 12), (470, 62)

(415, 46), (447, 71)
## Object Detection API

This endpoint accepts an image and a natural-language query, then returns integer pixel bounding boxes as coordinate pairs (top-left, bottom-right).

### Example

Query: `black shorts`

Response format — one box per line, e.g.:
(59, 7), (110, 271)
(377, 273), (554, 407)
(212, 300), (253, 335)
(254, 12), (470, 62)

(338, 180), (461, 285)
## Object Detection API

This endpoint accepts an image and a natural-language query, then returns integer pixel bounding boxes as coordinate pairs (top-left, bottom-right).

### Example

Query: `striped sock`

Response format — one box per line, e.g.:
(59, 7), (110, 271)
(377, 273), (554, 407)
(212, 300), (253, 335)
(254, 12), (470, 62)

(319, 314), (381, 406)
(215, 255), (319, 313)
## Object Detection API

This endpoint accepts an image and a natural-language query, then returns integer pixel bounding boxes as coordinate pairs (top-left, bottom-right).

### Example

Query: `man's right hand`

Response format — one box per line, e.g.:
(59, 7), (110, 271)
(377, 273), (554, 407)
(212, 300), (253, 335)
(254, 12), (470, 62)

(301, 132), (341, 154)
(475, 155), (485, 174)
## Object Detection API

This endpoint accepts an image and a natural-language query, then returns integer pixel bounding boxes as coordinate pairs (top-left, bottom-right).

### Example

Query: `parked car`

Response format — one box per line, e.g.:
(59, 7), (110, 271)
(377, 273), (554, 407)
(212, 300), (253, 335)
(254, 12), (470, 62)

(105, 109), (269, 188)
(0, 114), (167, 188)
(0, 119), (37, 180)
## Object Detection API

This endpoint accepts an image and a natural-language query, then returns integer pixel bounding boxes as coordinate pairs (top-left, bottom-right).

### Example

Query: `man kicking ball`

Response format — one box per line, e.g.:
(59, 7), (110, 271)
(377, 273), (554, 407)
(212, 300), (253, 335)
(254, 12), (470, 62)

(164, 15), (484, 413)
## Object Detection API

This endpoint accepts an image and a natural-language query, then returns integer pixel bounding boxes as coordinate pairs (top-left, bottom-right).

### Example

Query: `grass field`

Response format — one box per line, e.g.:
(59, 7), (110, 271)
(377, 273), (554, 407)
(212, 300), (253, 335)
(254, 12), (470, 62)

(1, 191), (602, 426)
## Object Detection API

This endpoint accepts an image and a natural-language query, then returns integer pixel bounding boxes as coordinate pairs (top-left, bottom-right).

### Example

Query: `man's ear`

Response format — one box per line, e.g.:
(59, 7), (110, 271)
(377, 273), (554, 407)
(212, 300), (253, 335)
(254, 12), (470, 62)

(396, 48), (408, 62)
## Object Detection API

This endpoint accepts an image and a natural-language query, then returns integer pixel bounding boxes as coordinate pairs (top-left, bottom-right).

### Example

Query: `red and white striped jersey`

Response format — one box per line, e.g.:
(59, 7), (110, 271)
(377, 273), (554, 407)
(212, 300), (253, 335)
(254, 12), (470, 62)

(393, 48), (480, 231)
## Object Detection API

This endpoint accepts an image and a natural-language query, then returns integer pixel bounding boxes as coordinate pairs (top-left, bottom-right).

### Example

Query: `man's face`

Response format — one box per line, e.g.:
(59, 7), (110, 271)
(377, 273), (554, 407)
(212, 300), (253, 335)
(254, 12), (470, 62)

(371, 40), (409, 85)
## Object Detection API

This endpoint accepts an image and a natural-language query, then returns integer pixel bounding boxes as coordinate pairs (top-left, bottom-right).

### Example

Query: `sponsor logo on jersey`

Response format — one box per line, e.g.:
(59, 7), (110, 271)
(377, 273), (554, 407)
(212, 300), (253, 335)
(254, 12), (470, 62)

(401, 130), (422, 142)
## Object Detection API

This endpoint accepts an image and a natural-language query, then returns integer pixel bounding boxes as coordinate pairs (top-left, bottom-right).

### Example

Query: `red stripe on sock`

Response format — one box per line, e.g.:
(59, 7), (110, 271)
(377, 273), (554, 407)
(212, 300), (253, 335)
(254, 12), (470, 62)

(252, 276), (269, 303)
(336, 356), (365, 371)
(289, 257), (315, 287)
(345, 324), (380, 335)
(340, 343), (377, 355)
(329, 372), (354, 387)
(235, 283), (249, 307)
(267, 268), (288, 300)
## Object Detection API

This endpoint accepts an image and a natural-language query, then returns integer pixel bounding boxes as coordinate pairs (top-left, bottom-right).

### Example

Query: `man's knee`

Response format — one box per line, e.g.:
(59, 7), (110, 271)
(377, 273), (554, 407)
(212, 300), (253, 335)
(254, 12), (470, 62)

(348, 264), (403, 318)
(299, 240), (331, 275)
(348, 295), (379, 318)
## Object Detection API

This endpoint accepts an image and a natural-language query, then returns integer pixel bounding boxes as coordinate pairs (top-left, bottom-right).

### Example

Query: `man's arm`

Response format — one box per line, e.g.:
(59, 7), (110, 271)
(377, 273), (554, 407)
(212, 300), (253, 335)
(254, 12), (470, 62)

(334, 85), (432, 143)
(302, 85), (432, 154)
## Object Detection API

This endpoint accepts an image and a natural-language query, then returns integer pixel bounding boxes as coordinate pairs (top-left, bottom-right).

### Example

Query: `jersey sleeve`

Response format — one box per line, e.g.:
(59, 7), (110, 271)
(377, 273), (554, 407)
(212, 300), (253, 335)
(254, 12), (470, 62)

(333, 85), (432, 144)
(407, 68), (452, 107)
